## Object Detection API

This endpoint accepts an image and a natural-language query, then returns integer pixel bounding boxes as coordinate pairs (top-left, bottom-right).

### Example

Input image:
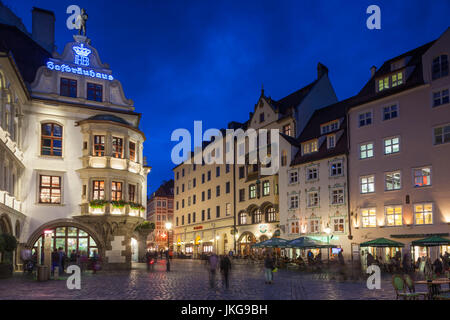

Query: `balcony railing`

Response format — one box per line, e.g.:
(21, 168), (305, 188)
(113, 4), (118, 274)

(82, 156), (145, 175)
(0, 128), (24, 164)
(0, 190), (23, 213)
(81, 202), (146, 218)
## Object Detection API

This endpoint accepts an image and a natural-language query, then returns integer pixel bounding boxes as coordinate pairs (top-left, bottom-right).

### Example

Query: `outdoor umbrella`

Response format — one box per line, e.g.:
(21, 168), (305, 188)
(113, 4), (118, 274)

(359, 237), (405, 248)
(411, 235), (450, 247)
(287, 236), (332, 249)
(255, 238), (290, 248)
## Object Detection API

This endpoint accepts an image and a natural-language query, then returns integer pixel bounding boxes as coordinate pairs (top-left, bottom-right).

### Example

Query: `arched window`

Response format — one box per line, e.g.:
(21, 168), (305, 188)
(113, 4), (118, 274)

(239, 212), (247, 225)
(252, 209), (262, 224)
(432, 54), (449, 80)
(41, 123), (62, 156)
(266, 207), (277, 222)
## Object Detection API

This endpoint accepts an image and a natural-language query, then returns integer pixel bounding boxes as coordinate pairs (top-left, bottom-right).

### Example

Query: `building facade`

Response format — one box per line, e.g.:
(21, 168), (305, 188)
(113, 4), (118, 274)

(147, 180), (174, 250)
(0, 5), (150, 269)
(348, 28), (450, 262)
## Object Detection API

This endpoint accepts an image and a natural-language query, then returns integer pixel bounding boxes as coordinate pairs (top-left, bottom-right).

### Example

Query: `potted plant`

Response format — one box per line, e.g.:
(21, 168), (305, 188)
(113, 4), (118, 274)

(129, 202), (142, 210)
(111, 200), (127, 209)
(89, 199), (108, 209)
(0, 233), (17, 279)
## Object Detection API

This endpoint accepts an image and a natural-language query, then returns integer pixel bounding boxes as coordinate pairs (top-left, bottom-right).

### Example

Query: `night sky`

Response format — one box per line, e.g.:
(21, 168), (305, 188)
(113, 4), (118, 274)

(5, 0), (450, 195)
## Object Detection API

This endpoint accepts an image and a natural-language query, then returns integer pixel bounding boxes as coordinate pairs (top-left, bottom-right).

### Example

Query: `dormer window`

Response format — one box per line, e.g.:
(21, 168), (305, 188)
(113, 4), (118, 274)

(432, 54), (449, 80)
(259, 113), (265, 123)
(321, 120), (339, 134)
(303, 140), (318, 155)
(377, 71), (404, 92)
(327, 135), (336, 149)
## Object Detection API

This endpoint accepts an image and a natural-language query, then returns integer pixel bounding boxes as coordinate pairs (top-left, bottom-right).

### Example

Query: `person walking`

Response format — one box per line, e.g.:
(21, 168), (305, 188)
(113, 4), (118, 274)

(166, 249), (171, 272)
(51, 248), (60, 275)
(58, 247), (66, 274)
(208, 252), (219, 288)
(264, 253), (275, 284)
(220, 255), (232, 289)
(91, 250), (99, 274)
(146, 250), (153, 271)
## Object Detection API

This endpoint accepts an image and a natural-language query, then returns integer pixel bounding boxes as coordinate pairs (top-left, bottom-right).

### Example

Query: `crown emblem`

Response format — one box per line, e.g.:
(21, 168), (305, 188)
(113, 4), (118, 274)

(73, 43), (91, 57)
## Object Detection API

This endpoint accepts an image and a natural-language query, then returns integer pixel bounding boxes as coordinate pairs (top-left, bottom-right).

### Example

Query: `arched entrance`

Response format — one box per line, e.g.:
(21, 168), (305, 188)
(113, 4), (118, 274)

(260, 235), (269, 242)
(237, 231), (256, 256)
(28, 219), (103, 258)
(0, 214), (12, 234)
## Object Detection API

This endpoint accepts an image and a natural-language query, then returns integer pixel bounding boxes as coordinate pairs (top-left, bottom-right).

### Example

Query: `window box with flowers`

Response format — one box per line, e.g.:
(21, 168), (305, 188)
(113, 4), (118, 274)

(89, 200), (108, 214)
(129, 202), (145, 217)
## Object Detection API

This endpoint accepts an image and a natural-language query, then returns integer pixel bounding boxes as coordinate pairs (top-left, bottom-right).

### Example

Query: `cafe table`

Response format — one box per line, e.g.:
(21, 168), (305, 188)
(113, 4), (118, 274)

(415, 278), (450, 299)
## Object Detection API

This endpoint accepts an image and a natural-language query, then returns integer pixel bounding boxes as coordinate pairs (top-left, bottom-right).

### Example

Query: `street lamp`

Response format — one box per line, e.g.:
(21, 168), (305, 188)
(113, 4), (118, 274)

(165, 222), (172, 251)
(324, 224), (331, 263)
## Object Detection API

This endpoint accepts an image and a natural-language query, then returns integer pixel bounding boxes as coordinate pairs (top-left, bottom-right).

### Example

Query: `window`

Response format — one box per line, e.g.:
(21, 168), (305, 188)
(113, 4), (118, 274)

(385, 206), (403, 226)
(182, 168), (185, 176)
(252, 209), (262, 224)
(176, 172), (179, 180)
(193, 195), (196, 205)
(361, 208), (376, 228)
(112, 137), (123, 158)
(434, 124), (450, 145)
(414, 203), (433, 225)
(385, 171), (401, 191)
(291, 221), (299, 234)
(360, 175), (375, 194)
(239, 212), (247, 225)
(60, 78), (77, 98)
(289, 195), (299, 209)
(216, 185), (220, 197)
(226, 181), (230, 193)
(207, 171), (211, 181)
(226, 203), (231, 216)
(226, 164), (230, 173)
(202, 174), (205, 183)
(289, 170), (298, 184)
(384, 137), (400, 154)
(182, 216), (184, 225)
(266, 207), (276, 222)
(432, 55), (449, 80)
(306, 167), (318, 181)
(182, 184), (185, 192)
(383, 105), (398, 120)
(128, 184), (136, 202)
(307, 191), (319, 207)
(281, 150), (287, 166)
(262, 181), (270, 196)
(201, 191), (205, 201)
(433, 89), (449, 107)
(414, 167), (431, 187)
(129, 142), (136, 161)
(39, 175), (61, 204)
(283, 124), (292, 136)
(378, 77), (390, 91)
(41, 123), (63, 156)
(249, 184), (256, 199)
(207, 208), (211, 220)
(360, 142), (374, 159)
(330, 161), (343, 176)
(111, 181), (123, 201)
(87, 83), (102, 102)
(259, 113), (265, 123)
(303, 140), (318, 154)
(331, 188), (344, 205)
(321, 120), (339, 134)
(93, 135), (105, 156)
(193, 212), (196, 223)
(333, 218), (345, 232)
(239, 189), (245, 202)
(391, 72), (403, 87)
(202, 210), (205, 221)
(239, 167), (245, 179)
(359, 111), (372, 127)
(193, 178), (196, 188)
(216, 206), (220, 218)
(188, 213), (191, 224)
(309, 220), (319, 233)
(216, 166), (220, 177)
(92, 180), (105, 200)
(193, 164), (196, 171)
(207, 189), (211, 200)
(176, 217), (179, 226)
(187, 196), (191, 206)
(327, 135), (335, 149)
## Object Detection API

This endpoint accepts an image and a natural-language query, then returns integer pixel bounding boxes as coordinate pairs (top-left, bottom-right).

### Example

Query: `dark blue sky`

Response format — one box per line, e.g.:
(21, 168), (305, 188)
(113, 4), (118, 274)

(6, 0), (450, 195)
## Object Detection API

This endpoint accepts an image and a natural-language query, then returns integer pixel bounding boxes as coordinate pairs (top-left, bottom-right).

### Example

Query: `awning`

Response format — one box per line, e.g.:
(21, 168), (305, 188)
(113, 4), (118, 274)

(411, 235), (450, 247)
(360, 237), (405, 248)
(287, 236), (333, 249)
(251, 238), (290, 248)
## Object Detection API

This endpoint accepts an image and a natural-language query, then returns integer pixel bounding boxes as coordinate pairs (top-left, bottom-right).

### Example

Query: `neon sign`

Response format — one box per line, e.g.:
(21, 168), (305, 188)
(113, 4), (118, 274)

(73, 43), (91, 66)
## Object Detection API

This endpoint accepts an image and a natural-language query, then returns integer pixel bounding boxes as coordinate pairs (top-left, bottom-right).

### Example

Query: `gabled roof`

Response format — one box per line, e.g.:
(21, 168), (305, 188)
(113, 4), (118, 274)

(0, 23), (50, 84)
(271, 79), (318, 115)
(150, 180), (174, 199)
(291, 98), (350, 166)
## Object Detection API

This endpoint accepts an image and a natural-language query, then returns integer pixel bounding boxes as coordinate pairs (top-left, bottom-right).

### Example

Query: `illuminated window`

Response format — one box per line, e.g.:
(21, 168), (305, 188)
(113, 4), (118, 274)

(360, 175), (375, 194)
(111, 181), (122, 201)
(414, 167), (431, 187)
(331, 188), (344, 205)
(112, 137), (123, 158)
(239, 212), (247, 225)
(128, 184), (136, 202)
(266, 207), (276, 222)
(358, 112), (372, 127)
(360, 142), (374, 159)
(281, 150), (287, 166)
(87, 83), (102, 102)
(385, 206), (403, 226)
(249, 184), (256, 199)
(60, 78), (77, 98)
(303, 140), (318, 154)
(307, 191), (319, 207)
(289, 195), (299, 209)
(378, 77), (390, 91)
(432, 55), (449, 80)
(252, 209), (262, 224)
(433, 89), (450, 108)
(414, 203), (433, 225)
(41, 123), (62, 156)
(391, 72), (403, 87)
(263, 181), (270, 196)
(384, 137), (400, 154)
(385, 171), (401, 191)
(92, 180), (105, 200)
(93, 135), (105, 156)
(283, 124), (292, 136)
(361, 208), (376, 228)
(383, 105), (398, 120)
(309, 220), (320, 233)
(129, 141), (136, 161)
(226, 203), (231, 216)
(39, 175), (61, 204)
(434, 124), (450, 145)
(333, 218), (345, 232)
(291, 221), (299, 234)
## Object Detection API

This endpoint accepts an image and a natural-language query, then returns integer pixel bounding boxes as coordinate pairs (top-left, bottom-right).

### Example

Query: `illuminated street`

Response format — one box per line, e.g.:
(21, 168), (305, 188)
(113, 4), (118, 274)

(0, 259), (397, 300)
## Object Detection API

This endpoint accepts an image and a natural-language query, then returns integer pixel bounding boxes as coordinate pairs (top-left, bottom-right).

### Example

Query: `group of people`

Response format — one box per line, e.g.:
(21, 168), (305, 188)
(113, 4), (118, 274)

(205, 253), (232, 289)
(145, 249), (172, 272)
(51, 248), (100, 275)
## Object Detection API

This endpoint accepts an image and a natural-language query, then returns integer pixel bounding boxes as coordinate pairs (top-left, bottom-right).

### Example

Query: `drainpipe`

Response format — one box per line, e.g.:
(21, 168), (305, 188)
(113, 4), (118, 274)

(346, 113), (353, 241)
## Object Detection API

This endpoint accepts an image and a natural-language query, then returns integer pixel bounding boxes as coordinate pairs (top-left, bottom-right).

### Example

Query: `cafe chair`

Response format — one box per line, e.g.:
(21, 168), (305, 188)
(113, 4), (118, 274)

(403, 274), (428, 300)
(392, 274), (421, 300)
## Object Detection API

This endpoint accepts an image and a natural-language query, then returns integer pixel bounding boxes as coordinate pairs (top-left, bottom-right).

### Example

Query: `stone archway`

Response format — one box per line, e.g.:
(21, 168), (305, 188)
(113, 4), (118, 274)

(237, 231), (256, 256)
(0, 214), (13, 234)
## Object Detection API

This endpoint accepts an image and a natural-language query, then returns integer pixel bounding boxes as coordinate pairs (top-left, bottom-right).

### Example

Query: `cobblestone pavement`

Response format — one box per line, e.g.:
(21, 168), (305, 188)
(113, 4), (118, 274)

(0, 259), (397, 300)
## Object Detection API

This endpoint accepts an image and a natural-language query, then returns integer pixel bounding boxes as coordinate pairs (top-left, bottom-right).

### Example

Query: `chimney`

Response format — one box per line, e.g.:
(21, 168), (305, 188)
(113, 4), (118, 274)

(317, 62), (329, 79)
(370, 66), (377, 78)
(32, 7), (55, 54)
